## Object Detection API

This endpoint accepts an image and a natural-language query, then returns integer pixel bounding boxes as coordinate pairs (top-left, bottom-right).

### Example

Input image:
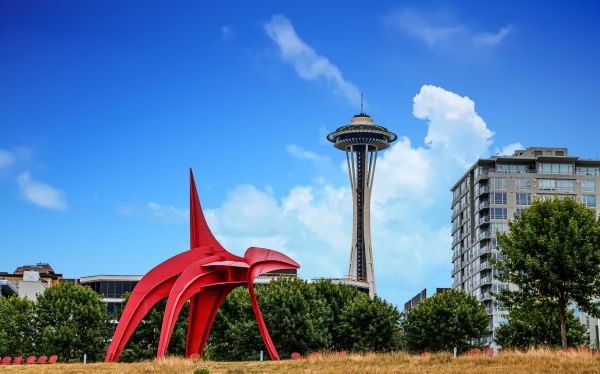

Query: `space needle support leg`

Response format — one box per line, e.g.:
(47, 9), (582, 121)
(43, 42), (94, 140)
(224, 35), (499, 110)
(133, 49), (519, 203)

(348, 145), (357, 279)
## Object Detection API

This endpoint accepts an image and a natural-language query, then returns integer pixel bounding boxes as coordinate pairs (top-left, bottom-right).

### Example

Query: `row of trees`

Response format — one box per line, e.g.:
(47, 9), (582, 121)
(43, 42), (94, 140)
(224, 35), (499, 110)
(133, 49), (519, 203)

(2, 197), (598, 360)
(0, 283), (110, 361)
(119, 278), (402, 361)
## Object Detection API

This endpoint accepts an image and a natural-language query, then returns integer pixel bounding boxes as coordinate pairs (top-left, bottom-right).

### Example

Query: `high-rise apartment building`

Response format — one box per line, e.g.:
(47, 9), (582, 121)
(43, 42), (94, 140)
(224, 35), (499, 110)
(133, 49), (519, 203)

(450, 147), (600, 345)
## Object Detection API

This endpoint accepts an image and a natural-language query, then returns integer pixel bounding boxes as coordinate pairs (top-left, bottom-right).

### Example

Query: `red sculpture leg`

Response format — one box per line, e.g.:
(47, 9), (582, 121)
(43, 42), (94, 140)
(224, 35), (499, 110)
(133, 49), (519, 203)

(156, 265), (226, 358)
(105, 278), (175, 362)
(185, 285), (233, 356)
(105, 248), (215, 362)
(157, 259), (249, 358)
(245, 247), (301, 361)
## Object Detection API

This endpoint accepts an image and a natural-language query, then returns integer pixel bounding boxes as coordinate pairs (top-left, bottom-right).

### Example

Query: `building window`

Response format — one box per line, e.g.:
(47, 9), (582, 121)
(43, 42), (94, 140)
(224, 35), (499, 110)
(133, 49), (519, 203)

(576, 166), (600, 176)
(490, 192), (507, 204)
(515, 178), (531, 190)
(475, 167), (489, 177)
(538, 179), (556, 191)
(496, 164), (529, 174)
(538, 163), (573, 175)
(515, 208), (523, 219)
(489, 177), (506, 190)
(516, 193), (532, 206)
(582, 195), (596, 208)
(582, 180), (596, 192)
(490, 208), (507, 219)
(491, 223), (508, 235)
(556, 180), (575, 193)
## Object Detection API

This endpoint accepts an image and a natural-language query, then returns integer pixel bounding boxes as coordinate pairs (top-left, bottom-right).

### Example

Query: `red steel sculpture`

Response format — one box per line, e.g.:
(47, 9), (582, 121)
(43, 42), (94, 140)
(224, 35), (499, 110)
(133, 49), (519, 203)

(105, 170), (300, 362)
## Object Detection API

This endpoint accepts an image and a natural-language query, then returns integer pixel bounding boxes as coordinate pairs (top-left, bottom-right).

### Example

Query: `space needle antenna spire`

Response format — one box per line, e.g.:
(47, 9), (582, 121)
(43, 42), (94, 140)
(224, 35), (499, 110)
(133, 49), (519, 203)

(360, 93), (364, 113)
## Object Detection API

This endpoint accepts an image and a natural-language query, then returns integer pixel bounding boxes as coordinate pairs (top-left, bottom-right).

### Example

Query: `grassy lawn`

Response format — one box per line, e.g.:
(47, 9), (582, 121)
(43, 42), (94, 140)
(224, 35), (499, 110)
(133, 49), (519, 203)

(2, 349), (599, 373)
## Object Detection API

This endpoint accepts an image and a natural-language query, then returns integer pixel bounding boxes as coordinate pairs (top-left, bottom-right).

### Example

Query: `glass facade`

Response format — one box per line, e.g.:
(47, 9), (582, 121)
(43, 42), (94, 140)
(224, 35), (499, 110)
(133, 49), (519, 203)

(538, 163), (573, 175)
(490, 192), (507, 204)
(576, 166), (600, 176)
(515, 178), (531, 190)
(496, 164), (530, 173)
(516, 193), (532, 206)
(85, 280), (138, 299)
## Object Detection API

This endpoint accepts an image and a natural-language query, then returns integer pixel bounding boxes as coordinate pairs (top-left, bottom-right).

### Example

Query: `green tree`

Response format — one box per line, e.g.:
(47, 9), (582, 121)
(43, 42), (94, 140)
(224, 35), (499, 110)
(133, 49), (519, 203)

(207, 278), (333, 360)
(0, 295), (36, 356)
(337, 293), (402, 352)
(401, 289), (488, 353)
(312, 280), (363, 350)
(35, 283), (110, 362)
(117, 293), (189, 362)
(495, 299), (587, 349)
(495, 197), (600, 349)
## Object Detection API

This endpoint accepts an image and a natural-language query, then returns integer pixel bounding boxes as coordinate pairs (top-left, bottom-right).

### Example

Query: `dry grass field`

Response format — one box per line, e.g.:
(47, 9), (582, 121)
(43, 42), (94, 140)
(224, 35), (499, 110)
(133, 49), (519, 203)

(2, 349), (599, 373)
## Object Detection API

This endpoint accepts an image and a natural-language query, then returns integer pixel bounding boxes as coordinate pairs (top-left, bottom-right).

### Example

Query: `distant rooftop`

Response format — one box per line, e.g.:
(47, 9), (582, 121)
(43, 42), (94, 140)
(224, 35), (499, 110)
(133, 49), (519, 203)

(14, 263), (57, 275)
(502, 147), (568, 158)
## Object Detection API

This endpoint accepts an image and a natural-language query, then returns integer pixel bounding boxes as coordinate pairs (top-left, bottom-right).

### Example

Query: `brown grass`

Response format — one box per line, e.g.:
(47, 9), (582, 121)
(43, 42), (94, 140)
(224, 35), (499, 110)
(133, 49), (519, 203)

(2, 349), (600, 373)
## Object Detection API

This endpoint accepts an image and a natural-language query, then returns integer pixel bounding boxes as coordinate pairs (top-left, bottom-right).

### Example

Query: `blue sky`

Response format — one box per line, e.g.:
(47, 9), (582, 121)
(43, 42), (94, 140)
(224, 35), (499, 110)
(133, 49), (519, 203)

(1, 1), (600, 307)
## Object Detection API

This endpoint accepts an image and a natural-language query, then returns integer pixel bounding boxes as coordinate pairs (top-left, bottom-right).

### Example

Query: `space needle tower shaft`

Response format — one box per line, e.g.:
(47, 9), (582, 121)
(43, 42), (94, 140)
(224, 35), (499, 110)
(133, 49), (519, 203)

(327, 102), (397, 298)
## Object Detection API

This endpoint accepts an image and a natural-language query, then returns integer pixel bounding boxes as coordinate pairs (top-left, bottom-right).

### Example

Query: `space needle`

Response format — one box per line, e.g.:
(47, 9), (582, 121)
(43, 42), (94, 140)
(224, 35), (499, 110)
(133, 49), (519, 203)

(327, 97), (397, 298)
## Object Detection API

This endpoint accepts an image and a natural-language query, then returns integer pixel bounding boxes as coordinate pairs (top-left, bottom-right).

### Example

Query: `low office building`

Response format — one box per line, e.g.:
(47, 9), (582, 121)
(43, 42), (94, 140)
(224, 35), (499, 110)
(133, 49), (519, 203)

(404, 288), (450, 313)
(79, 275), (142, 320)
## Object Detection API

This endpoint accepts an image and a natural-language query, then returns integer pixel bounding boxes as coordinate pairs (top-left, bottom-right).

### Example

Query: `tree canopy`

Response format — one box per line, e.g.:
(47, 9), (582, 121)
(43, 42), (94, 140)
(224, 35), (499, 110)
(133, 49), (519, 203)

(401, 289), (488, 353)
(35, 283), (110, 362)
(495, 299), (587, 349)
(207, 278), (402, 360)
(495, 197), (600, 349)
(0, 295), (36, 357)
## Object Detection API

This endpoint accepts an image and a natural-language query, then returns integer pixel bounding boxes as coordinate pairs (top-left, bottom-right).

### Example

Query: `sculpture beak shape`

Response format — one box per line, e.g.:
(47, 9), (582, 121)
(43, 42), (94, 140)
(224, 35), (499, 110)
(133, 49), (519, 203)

(104, 170), (300, 362)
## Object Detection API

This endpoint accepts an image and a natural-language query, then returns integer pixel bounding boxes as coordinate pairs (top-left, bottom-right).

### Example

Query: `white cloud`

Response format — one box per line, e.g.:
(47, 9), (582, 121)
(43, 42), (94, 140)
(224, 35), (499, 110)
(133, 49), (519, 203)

(385, 9), (463, 47)
(128, 85), (498, 306)
(286, 144), (330, 163)
(385, 9), (513, 51)
(147, 202), (188, 223)
(413, 84), (493, 167)
(221, 25), (235, 40)
(17, 171), (67, 211)
(496, 142), (523, 156)
(473, 25), (513, 46)
(0, 149), (15, 168)
(264, 15), (361, 107)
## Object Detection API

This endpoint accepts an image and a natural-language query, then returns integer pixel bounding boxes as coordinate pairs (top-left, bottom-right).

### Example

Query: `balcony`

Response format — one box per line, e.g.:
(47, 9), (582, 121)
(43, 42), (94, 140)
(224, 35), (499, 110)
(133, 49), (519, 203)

(480, 276), (493, 285)
(452, 276), (462, 288)
(477, 231), (491, 241)
(480, 261), (492, 270)
(475, 185), (489, 197)
(479, 292), (493, 301)
(476, 201), (489, 212)
(474, 245), (492, 257)
(476, 215), (490, 227)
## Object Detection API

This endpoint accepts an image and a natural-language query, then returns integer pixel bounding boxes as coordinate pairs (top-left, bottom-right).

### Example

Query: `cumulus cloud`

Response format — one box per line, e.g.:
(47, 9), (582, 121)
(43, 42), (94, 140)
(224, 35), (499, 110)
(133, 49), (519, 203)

(413, 85), (493, 167)
(385, 9), (513, 51)
(496, 142), (523, 156)
(264, 15), (361, 107)
(17, 171), (67, 211)
(128, 85), (497, 305)
(0, 149), (15, 168)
